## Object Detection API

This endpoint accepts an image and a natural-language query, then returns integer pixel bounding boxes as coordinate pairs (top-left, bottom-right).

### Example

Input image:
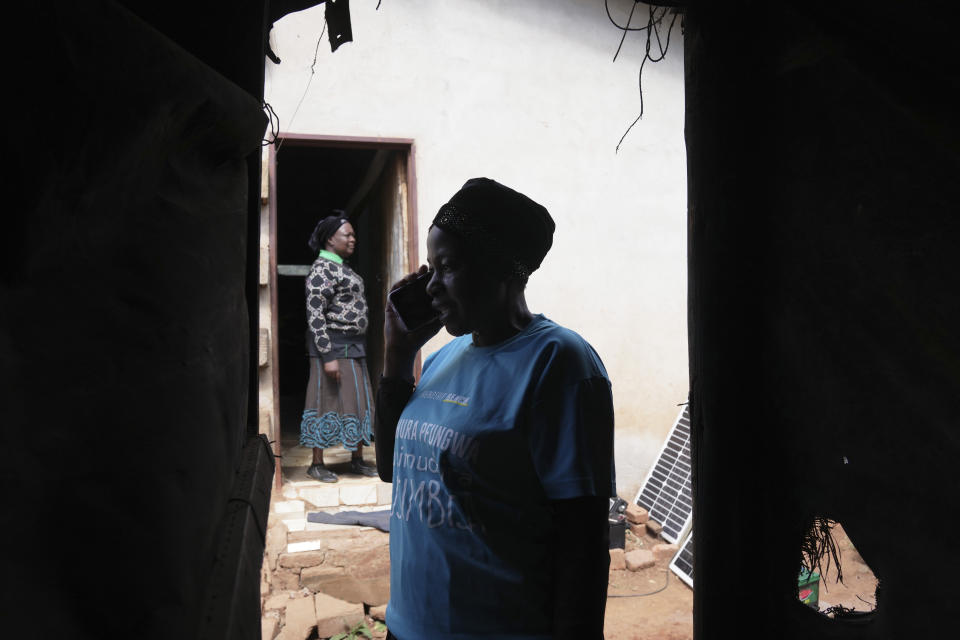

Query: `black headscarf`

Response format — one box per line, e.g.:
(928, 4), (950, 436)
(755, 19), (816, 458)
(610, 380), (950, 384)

(432, 178), (555, 279)
(308, 211), (349, 253)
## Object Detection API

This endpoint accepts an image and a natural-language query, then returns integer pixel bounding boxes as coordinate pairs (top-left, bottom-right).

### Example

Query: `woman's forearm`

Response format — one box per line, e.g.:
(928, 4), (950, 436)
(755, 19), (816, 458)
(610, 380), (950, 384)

(551, 496), (610, 639)
(373, 376), (415, 483)
(383, 347), (417, 383)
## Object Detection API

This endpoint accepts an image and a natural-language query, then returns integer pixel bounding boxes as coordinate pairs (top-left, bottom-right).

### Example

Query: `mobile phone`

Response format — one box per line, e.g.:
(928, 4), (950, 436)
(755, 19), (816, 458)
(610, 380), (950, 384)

(388, 271), (441, 332)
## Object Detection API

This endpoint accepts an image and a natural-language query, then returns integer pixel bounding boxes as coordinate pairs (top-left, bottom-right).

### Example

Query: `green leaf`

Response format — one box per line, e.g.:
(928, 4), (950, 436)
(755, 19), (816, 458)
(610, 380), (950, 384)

(373, 622), (387, 632)
(330, 634), (347, 640)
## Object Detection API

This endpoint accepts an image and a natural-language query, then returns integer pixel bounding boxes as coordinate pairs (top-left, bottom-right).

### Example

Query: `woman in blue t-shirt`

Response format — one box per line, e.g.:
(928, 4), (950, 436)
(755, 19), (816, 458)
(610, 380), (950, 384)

(374, 178), (616, 640)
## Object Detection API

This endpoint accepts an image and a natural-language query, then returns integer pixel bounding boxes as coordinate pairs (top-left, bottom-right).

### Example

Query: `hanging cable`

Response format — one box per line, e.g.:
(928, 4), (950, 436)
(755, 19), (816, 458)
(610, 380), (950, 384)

(612, 0), (639, 63)
(613, 4), (680, 153)
(276, 18), (327, 151)
(605, 0), (664, 32)
(607, 568), (672, 598)
(262, 101), (280, 146)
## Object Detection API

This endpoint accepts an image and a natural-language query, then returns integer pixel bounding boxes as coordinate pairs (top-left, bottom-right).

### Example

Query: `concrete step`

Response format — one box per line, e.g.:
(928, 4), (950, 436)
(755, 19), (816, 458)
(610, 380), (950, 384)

(281, 465), (392, 508)
(285, 510), (390, 553)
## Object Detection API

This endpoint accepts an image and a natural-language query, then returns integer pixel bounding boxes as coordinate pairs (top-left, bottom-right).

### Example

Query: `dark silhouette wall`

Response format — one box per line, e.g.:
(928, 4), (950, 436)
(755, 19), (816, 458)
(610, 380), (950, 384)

(4, 1), (957, 639)
(685, 3), (958, 638)
(5, 2), (272, 638)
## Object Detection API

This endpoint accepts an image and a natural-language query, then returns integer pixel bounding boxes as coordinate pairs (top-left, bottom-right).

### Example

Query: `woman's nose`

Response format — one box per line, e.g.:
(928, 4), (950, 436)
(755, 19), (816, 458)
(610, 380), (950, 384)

(425, 270), (440, 296)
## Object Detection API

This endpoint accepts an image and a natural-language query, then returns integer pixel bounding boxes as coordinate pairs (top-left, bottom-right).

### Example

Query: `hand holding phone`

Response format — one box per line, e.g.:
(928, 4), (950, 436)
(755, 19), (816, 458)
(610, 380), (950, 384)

(388, 269), (441, 333)
(383, 267), (443, 381)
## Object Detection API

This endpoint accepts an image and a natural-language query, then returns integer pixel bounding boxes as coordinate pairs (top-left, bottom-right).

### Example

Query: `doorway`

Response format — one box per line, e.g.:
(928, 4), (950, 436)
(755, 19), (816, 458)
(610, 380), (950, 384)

(263, 135), (418, 487)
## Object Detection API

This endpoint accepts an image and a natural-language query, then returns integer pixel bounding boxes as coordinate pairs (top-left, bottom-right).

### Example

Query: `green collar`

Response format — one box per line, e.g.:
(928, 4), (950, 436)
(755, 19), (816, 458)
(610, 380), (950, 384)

(317, 249), (344, 264)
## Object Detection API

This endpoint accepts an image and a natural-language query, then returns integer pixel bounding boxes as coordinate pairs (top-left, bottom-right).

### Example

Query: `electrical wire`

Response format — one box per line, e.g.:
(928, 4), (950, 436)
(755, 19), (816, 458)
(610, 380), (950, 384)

(262, 101), (280, 146)
(614, 4), (680, 153)
(612, 0), (639, 63)
(605, 0), (665, 32)
(276, 18), (327, 151)
(607, 568), (672, 598)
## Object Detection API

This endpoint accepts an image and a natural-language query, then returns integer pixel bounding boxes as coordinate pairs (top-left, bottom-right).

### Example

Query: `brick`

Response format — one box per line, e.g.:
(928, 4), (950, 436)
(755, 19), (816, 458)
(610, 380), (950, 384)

(625, 503), (649, 524)
(323, 529), (390, 550)
(263, 592), (299, 611)
(300, 486), (340, 508)
(261, 559), (271, 597)
(274, 500), (306, 514)
(274, 568), (301, 591)
(265, 520), (287, 571)
(340, 484), (378, 506)
(609, 548), (626, 571)
(277, 513), (307, 530)
(652, 543), (679, 562)
(301, 564), (348, 590)
(628, 522), (646, 537)
(284, 595), (317, 640)
(287, 540), (324, 554)
(282, 484), (299, 499)
(369, 604), (387, 621)
(279, 550), (326, 569)
(325, 541), (390, 579)
(625, 549), (656, 571)
(287, 528), (376, 545)
(261, 613), (279, 640)
(377, 482), (393, 506)
(646, 520), (663, 537)
(309, 574), (389, 607)
(314, 593), (365, 638)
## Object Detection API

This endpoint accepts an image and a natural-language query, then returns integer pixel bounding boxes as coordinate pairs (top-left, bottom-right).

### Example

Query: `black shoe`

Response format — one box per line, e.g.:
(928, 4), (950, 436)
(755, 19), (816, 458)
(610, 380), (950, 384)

(306, 463), (338, 483)
(350, 457), (378, 477)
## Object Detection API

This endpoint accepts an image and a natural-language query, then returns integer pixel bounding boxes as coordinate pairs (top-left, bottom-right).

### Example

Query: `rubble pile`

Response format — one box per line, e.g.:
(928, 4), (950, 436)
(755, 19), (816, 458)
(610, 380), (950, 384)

(261, 478), (390, 640)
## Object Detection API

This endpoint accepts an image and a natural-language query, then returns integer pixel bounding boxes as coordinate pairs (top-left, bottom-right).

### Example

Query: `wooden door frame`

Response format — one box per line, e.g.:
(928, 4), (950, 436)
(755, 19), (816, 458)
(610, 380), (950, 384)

(266, 133), (420, 489)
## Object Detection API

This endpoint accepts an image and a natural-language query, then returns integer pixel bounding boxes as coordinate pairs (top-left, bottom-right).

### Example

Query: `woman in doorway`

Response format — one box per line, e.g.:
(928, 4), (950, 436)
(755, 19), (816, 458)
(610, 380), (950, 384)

(301, 212), (377, 483)
(375, 178), (616, 639)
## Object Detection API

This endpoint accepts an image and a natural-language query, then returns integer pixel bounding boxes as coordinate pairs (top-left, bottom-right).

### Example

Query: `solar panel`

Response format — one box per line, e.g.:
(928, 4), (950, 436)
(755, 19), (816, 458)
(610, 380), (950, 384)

(670, 531), (695, 588)
(632, 403), (693, 543)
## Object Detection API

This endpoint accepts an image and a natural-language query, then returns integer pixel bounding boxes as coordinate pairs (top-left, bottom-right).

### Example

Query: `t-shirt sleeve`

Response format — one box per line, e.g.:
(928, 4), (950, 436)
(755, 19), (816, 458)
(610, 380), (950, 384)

(526, 369), (616, 501)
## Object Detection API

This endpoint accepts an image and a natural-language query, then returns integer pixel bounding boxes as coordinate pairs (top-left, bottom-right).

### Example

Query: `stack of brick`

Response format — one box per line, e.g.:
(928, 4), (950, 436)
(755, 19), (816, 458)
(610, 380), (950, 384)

(625, 503), (649, 537)
(645, 519), (663, 537)
(651, 542), (680, 562)
(607, 502), (682, 573)
(261, 589), (366, 640)
(261, 490), (392, 639)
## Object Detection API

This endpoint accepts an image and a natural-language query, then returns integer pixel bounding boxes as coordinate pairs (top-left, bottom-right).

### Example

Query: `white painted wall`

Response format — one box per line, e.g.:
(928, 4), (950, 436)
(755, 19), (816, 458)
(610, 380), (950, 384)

(266, 0), (688, 498)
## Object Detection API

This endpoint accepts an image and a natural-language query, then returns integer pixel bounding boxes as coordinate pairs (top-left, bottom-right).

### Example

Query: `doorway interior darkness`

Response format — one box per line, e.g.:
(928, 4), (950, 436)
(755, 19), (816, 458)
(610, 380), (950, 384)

(269, 136), (417, 482)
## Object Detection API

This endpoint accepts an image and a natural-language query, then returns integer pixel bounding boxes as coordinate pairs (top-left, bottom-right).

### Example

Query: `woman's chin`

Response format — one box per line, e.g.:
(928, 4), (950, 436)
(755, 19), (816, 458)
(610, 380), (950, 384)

(442, 319), (470, 337)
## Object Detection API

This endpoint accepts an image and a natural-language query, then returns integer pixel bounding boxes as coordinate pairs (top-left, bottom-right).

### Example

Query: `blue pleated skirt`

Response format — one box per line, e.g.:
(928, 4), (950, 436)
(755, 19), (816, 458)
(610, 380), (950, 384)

(299, 356), (374, 450)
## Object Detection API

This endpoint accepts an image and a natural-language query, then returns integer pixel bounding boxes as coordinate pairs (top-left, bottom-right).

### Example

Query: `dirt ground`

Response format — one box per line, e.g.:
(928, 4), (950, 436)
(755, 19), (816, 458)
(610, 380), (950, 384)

(266, 467), (875, 640)
(603, 528), (693, 640)
(602, 522), (878, 639)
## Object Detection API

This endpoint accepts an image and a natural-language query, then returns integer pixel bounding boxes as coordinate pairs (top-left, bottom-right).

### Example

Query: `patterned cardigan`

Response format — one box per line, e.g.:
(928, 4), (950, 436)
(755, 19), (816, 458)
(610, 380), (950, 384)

(305, 254), (369, 362)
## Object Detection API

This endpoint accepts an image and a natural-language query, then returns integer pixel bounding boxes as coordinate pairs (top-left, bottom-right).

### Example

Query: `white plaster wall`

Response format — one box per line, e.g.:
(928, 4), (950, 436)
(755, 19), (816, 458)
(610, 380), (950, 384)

(266, 0), (688, 498)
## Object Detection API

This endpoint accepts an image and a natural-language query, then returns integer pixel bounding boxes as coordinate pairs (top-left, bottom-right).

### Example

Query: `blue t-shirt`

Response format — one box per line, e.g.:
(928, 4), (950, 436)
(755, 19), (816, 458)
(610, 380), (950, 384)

(386, 314), (616, 640)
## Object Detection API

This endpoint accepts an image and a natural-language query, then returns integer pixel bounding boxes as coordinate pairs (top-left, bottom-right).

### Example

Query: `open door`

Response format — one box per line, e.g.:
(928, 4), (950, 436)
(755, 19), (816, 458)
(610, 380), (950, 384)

(259, 135), (418, 489)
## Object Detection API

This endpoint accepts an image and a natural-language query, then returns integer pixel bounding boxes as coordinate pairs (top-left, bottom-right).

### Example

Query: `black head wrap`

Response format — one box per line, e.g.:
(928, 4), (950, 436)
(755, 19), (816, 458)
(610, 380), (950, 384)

(308, 211), (349, 252)
(432, 178), (555, 279)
